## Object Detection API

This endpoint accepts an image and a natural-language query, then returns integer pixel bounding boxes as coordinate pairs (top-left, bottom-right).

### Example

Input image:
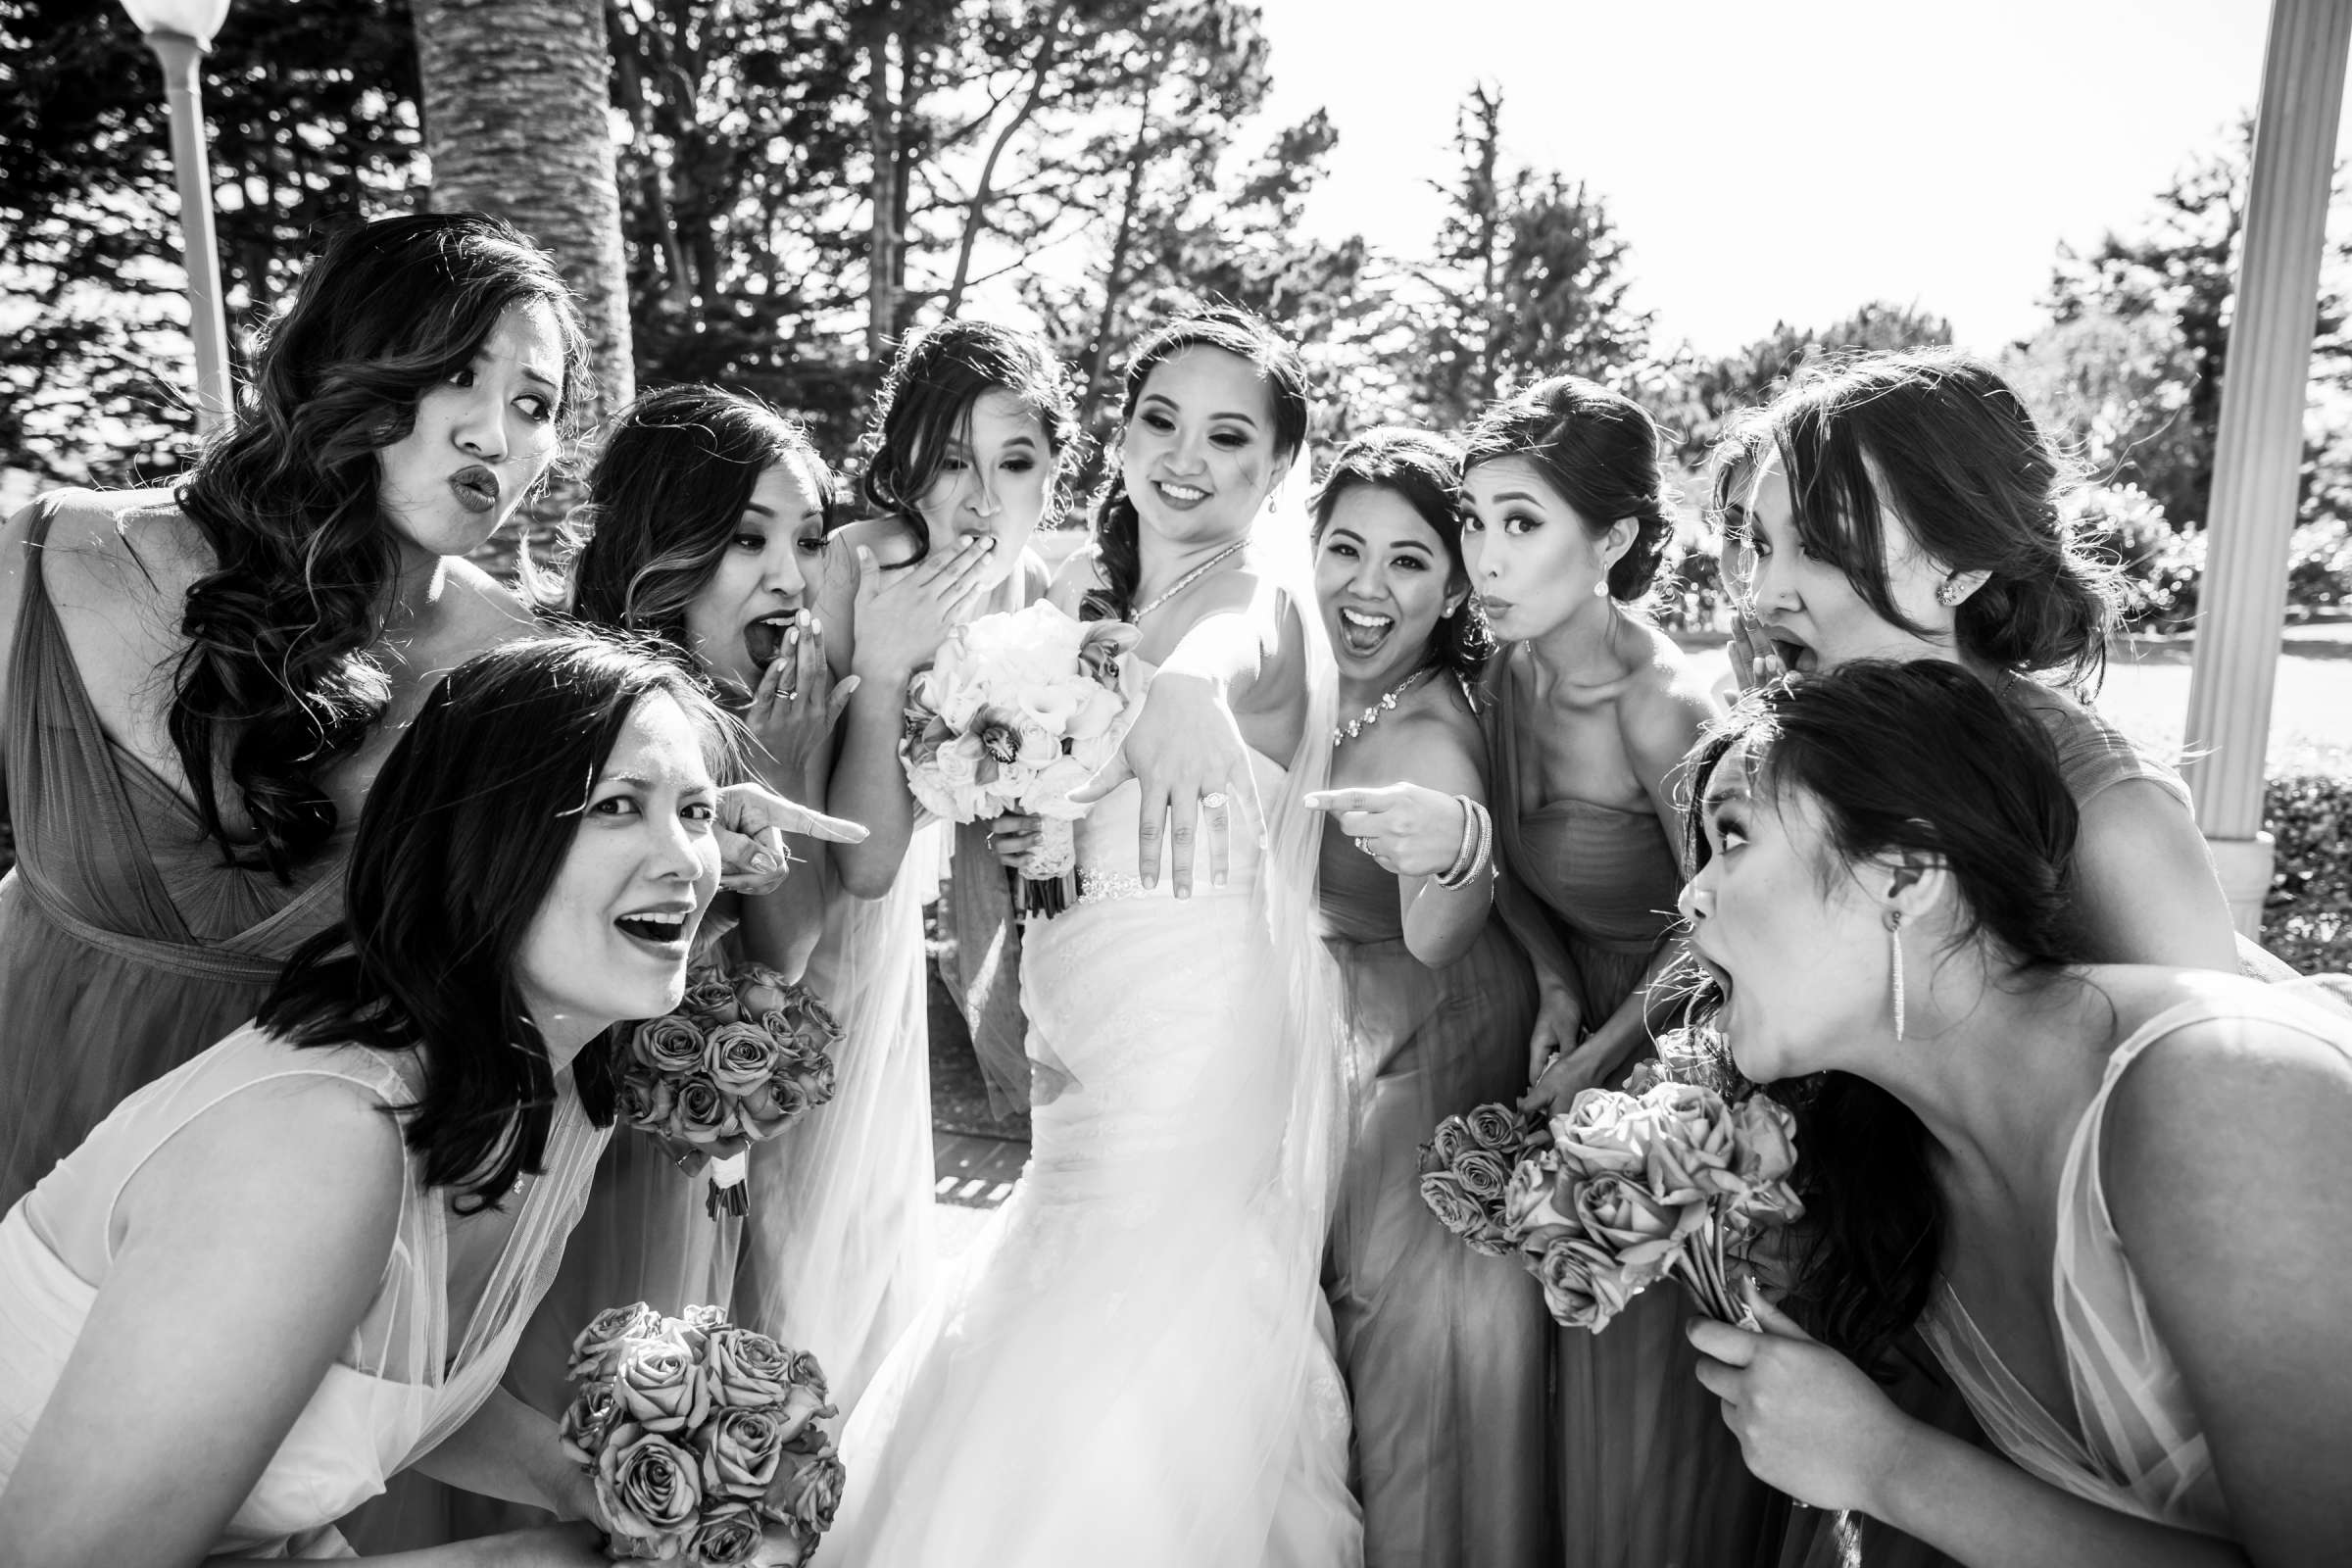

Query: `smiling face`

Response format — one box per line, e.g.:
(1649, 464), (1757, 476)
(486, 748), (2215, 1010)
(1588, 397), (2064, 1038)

(1314, 483), (1464, 688)
(514, 692), (723, 1044)
(1119, 346), (1291, 549)
(1735, 453), (1956, 673)
(1461, 457), (1621, 642)
(682, 458), (830, 696)
(1680, 735), (1889, 1082)
(912, 389), (1053, 589)
(375, 300), (567, 565)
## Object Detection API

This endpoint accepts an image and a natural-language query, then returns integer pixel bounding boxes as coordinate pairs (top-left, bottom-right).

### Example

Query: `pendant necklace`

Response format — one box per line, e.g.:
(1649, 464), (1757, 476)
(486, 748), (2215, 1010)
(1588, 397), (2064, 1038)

(1334, 666), (1433, 748)
(1133, 538), (1249, 620)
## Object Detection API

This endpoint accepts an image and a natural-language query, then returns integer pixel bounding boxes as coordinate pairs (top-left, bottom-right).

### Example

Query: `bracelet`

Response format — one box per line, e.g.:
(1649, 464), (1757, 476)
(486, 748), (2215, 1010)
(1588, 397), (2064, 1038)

(1434, 796), (1494, 890)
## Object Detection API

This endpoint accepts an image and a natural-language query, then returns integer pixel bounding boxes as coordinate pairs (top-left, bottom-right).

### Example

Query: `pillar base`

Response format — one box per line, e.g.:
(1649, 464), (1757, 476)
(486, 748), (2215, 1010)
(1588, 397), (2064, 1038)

(2205, 830), (2277, 942)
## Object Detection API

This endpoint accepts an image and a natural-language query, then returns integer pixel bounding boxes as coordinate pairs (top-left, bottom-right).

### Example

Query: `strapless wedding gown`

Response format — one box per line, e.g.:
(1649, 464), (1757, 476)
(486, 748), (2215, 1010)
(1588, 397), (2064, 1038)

(831, 755), (1362, 1567)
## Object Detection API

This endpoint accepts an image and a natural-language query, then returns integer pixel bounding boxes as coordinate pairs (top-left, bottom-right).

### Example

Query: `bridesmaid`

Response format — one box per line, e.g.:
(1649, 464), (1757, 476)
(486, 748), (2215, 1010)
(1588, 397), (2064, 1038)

(0, 634), (750, 1563)
(1464, 376), (1766, 1566)
(0, 211), (586, 1213)
(1681, 660), (2352, 1565)
(500, 384), (857, 1425)
(768, 318), (1082, 1412)
(1299, 429), (1548, 1567)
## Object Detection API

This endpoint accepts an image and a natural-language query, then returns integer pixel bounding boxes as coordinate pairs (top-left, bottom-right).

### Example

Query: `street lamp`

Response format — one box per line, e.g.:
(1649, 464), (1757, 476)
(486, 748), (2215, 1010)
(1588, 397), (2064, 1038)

(121, 0), (234, 434)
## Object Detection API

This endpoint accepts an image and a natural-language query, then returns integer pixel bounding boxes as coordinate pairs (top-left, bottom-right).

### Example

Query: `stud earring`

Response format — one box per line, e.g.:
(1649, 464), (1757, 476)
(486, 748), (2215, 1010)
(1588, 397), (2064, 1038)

(1935, 577), (1965, 608)
(1886, 907), (1907, 1042)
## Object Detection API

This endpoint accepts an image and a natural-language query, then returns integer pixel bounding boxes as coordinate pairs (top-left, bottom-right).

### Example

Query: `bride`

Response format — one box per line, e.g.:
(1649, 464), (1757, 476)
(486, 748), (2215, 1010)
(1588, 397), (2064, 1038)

(830, 308), (1364, 1567)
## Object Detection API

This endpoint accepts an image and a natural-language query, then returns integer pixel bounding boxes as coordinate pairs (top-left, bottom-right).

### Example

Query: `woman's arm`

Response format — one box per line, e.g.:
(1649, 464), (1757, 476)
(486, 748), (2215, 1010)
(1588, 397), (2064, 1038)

(0, 1075), (406, 1565)
(732, 612), (853, 977)
(2072, 781), (2241, 971)
(406, 1386), (599, 1520)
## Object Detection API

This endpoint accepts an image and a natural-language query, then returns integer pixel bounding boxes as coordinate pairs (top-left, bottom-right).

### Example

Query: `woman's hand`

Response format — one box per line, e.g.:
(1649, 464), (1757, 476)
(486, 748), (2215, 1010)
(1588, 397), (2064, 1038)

(850, 536), (999, 687)
(1689, 1280), (1916, 1515)
(745, 610), (858, 796)
(478, 1520), (612, 1566)
(1727, 612), (1788, 693)
(1302, 783), (1468, 877)
(986, 811), (1042, 872)
(1073, 670), (1253, 899)
(1521, 982), (1583, 1087)
(1518, 1036), (1616, 1116)
(715, 781), (869, 897)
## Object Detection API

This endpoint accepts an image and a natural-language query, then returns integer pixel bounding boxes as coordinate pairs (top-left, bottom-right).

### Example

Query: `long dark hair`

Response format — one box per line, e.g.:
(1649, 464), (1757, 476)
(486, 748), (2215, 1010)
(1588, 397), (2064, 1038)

(1730, 350), (2124, 690)
(858, 319), (1083, 567)
(1310, 426), (1494, 690)
(568, 383), (832, 648)
(172, 212), (591, 881)
(258, 634), (737, 1214)
(1088, 306), (1311, 619)
(1461, 374), (1677, 606)
(1686, 660), (2086, 1363)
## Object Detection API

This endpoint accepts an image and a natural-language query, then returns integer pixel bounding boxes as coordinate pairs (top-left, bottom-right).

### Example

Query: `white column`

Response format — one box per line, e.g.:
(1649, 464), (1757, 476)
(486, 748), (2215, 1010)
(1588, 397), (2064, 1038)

(146, 29), (232, 433)
(2180, 0), (2352, 938)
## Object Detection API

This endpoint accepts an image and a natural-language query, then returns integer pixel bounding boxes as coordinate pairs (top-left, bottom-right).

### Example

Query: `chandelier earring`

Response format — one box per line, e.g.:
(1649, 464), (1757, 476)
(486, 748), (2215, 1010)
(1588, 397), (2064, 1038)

(1886, 907), (1907, 1042)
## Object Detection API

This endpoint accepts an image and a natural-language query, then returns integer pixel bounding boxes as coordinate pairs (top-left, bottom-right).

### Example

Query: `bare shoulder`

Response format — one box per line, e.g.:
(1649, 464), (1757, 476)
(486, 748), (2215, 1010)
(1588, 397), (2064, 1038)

(34, 487), (214, 615)
(1615, 624), (1717, 769)
(431, 557), (538, 652)
(1373, 692), (1486, 796)
(1046, 541), (1105, 614)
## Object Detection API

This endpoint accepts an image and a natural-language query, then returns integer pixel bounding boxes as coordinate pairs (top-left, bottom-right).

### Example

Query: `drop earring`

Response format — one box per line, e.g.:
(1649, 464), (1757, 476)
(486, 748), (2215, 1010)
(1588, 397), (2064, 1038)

(1592, 578), (1609, 599)
(1886, 907), (1907, 1042)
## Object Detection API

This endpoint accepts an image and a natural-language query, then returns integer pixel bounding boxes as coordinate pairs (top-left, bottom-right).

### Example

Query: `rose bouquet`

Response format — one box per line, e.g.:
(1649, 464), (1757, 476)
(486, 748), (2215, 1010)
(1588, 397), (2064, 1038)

(1420, 1066), (1802, 1333)
(899, 599), (1137, 914)
(562, 1302), (843, 1566)
(621, 960), (842, 1218)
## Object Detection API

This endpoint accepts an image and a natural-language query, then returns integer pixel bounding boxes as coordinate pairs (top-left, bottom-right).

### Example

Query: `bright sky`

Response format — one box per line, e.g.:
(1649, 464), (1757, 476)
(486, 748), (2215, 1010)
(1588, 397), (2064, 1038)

(1252, 0), (2352, 358)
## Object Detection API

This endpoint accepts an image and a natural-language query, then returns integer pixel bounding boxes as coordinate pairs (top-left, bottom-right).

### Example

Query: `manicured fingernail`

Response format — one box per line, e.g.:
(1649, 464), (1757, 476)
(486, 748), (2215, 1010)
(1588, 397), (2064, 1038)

(787, 626), (800, 645)
(1212, 873), (1226, 888)
(1142, 873), (1155, 889)
(751, 851), (780, 872)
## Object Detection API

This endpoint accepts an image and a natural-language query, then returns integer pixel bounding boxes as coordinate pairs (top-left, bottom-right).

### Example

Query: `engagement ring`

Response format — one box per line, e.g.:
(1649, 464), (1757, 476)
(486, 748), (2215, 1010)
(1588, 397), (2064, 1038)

(1201, 791), (1229, 810)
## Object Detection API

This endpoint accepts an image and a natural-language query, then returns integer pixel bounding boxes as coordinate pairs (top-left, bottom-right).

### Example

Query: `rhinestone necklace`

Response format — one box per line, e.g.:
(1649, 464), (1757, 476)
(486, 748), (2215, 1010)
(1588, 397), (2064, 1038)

(1133, 538), (1250, 620)
(1333, 666), (1434, 748)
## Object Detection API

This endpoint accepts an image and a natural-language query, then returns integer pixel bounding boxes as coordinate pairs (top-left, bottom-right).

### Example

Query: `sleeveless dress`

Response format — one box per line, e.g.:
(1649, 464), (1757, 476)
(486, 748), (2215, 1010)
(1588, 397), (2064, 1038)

(0, 1022), (606, 1556)
(0, 497), (346, 1213)
(1920, 976), (2352, 1539)
(1487, 650), (1778, 1568)
(828, 749), (1363, 1566)
(1319, 818), (1550, 1568)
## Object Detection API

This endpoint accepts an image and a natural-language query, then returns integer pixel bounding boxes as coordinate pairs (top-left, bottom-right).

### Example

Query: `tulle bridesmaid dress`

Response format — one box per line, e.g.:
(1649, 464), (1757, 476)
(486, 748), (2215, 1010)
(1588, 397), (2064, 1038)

(1319, 817), (1550, 1568)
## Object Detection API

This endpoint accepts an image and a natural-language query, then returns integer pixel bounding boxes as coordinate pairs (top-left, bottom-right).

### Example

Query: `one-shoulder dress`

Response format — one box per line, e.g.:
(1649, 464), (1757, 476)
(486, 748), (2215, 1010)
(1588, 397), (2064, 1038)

(0, 496), (346, 1214)
(1319, 818), (1549, 1567)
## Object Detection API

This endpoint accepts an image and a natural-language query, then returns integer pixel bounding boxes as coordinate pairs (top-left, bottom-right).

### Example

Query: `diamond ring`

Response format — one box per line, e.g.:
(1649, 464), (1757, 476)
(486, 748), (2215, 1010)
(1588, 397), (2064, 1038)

(1354, 837), (1373, 855)
(1201, 791), (1229, 810)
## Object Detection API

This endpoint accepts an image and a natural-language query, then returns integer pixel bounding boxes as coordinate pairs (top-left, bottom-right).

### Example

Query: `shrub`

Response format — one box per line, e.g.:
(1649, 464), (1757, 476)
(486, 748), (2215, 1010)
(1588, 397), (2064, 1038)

(2266, 772), (2352, 975)
(2283, 514), (2352, 617)
(2067, 482), (2203, 632)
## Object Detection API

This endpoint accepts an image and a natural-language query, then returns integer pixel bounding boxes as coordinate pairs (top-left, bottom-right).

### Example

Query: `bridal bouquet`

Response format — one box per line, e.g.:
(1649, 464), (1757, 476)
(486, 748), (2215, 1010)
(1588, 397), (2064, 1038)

(620, 960), (843, 1218)
(1419, 1063), (1803, 1332)
(562, 1302), (843, 1566)
(899, 599), (1137, 912)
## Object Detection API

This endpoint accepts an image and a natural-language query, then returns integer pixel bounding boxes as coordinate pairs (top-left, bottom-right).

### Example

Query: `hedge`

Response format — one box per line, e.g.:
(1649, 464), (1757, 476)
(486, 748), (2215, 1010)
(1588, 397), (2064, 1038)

(2265, 771), (2352, 975)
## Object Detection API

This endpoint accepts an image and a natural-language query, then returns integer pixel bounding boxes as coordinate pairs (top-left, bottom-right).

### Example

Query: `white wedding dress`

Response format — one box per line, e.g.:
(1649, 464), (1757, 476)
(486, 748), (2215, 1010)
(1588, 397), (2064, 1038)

(832, 729), (1364, 1566)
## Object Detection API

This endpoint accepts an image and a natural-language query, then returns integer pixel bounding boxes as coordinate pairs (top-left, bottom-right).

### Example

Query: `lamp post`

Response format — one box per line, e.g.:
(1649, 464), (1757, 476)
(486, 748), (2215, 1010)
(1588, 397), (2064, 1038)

(121, 0), (234, 434)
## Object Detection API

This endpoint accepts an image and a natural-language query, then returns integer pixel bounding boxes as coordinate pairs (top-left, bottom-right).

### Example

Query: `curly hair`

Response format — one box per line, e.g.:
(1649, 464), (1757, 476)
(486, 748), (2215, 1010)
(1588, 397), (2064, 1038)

(1735, 349), (2125, 691)
(261, 633), (742, 1213)
(567, 383), (834, 649)
(172, 211), (590, 880)
(1087, 306), (1311, 620)
(1310, 426), (1494, 690)
(856, 318), (1084, 567)
(1461, 374), (1678, 607)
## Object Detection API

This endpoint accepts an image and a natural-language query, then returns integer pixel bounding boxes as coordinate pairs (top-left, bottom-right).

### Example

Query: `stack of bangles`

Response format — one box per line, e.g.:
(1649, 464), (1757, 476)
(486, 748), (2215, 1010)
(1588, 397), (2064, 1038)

(1433, 795), (1494, 890)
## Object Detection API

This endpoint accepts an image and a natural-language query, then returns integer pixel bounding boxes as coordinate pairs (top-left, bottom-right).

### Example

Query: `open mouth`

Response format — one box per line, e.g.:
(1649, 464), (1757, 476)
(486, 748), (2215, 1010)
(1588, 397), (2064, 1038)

(448, 465), (500, 515)
(614, 906), (693, 954)
(1335, 604), (1395, 659)
(743, 612), (798, 671)
(1152, 479), (1208, 509)
(1762, 625), (1816, 674)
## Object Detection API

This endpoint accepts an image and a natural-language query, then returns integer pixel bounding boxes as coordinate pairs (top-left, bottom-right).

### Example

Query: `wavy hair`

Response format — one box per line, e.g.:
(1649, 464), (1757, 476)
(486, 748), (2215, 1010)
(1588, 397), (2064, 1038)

(1729, 349), (2125, 690)
(568, 383), (833, 649)
(857, 318), (1083, 567)
(1309, 426), (1494, 690)
(1461, 374), (1679, 608)
(1684, 660), (2085, 1364)
(1087, 306), (1311, 620)
(172, 211), (591, 880)
(258, 634), (740, 1214)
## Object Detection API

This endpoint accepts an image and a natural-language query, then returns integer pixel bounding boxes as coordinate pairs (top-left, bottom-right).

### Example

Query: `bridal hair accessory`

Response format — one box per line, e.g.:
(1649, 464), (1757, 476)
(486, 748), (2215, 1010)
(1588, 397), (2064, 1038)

(1434, 796), (1494, 890)
(1417, 1055), (1804, 1334)
(1133, 537), (1249, 620)
(1886, 906), (1907, 1042)
(1334, 665), (1433, 747)
(563, 1302), (843, 1563)
(624, 960), (843, 1218)
(901, 600), (1138, 917)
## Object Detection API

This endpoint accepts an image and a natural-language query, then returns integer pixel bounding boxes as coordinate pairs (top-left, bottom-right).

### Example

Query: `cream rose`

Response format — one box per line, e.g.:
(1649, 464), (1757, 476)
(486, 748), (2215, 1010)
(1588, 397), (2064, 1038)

(613, 1066), (676, 1133)
(704, 1021), (785, 1099)
(594, 1423), (703, 1557)
(558, 1381), (622, 1467)
(684, 1500), (766, 1568)
(1451, 1148), (1512, 1203)
(568, 1300), (662, 1382)
(632, 1014), (708, 1077)
(613, 1335), (712, 1435)
(1462, 1102), (1522, 1152)
(683, 979), (743, 1025)
(1418, 1168), (1483, 1237)
(731, 964), (796, 1020)
(695, 1405), (787, 1501)
(670, 1074), (743, 1145)
(1571, 1172), (1704, 1271)
(1551, 1089), (1653, 1177)
(1427, 1115), (1474, 1169)
(767, 1448), (847, 1535)
(701, 1326), (798, 1407)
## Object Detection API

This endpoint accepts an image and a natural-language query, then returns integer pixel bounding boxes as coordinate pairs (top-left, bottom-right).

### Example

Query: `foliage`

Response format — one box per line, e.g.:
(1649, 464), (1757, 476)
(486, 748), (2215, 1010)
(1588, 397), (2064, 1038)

(0, 0), (422, 486)
(1651, 301), (1955, 466)
(2266, 772), (2352, 976)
